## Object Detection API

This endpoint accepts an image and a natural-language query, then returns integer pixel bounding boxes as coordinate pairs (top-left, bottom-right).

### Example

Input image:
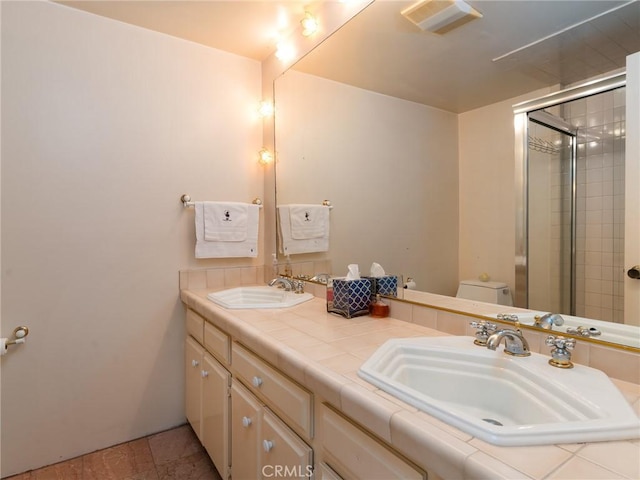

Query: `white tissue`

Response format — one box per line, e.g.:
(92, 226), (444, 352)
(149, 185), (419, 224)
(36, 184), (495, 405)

(346, 264), (360, 280)
(369, 262), (386, 278)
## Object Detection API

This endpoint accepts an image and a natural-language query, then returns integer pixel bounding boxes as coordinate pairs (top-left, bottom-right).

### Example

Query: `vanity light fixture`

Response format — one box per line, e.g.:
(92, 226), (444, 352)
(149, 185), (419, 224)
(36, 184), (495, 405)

(258, 100), (274, 118)
(275, 41), (296, 62)
(401, 0), (482, 34)
(258, 148), (274, 166)
(300, 11), (319, 37)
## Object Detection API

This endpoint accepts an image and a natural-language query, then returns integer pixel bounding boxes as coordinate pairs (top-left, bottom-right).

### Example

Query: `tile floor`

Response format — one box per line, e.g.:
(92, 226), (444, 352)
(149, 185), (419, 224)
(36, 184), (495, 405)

(5, 424), (222, 480)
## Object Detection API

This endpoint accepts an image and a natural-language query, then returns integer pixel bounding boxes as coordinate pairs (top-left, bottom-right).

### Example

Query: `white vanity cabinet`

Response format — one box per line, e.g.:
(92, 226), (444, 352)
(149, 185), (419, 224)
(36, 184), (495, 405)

(185, 335), (204, 439)
(231, 380), (261, 479)
(184, 305), (427, 480)
(231, 379), (313, 479)
(320, 404), (426, 480)
(201, 352), (231, 478)
(231, 342), (313, 440)
(186, 308), (312, 480)
(185, 310), (231, 479)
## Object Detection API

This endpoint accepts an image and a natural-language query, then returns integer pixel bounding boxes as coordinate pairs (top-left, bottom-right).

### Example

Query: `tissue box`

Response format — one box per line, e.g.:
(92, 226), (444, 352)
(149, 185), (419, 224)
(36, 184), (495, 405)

(328, 278), (372, 318)
(365, 275), (399, 297)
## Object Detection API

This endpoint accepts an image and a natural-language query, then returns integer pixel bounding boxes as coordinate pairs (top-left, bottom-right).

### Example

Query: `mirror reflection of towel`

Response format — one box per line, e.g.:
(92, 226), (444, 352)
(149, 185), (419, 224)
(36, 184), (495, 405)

(277, 205), (330, 255)
(289, 205), (327, 239)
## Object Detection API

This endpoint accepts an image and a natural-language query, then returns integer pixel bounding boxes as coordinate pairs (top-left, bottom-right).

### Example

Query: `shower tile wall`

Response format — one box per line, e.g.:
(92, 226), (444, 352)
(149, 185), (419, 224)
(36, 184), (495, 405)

(566, 88), (626, 322)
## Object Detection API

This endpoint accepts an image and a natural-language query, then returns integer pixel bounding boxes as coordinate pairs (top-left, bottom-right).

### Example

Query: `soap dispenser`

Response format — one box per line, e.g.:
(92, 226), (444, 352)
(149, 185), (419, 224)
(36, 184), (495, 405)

(284, 255), (292, 277)
(271, 253), (279, 278)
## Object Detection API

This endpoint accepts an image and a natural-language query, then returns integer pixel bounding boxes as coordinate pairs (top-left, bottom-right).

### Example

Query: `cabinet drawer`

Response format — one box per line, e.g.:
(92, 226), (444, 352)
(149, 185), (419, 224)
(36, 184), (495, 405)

(204, 321), (230, 365)
(186, 309), (204, 344)
(321, 404), (425, 480)
(232, 343), (313, 439)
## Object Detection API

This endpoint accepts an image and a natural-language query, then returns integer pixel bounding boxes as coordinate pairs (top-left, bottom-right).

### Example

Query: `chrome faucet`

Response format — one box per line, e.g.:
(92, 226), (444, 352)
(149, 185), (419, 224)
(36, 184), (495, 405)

(269, 277), (293, 291)
(534, 313), (564, 330)
(310, 273), (330, 284)
(486, 326), (531, 357)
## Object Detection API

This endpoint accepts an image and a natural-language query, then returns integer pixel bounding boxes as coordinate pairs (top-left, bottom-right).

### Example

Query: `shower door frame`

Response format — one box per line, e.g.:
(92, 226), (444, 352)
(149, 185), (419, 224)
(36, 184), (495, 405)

(513, 72), (626, 311)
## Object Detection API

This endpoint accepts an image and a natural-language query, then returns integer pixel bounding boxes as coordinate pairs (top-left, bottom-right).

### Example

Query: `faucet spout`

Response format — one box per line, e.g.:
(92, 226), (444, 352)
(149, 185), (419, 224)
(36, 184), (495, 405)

(269, 277), (293, 291)
(486, 328), (531, 357)
(534, 313), (564, 330)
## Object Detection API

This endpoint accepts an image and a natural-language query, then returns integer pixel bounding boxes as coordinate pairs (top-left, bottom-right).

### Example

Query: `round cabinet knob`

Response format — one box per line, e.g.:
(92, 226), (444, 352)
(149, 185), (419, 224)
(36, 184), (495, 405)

(242, 416), (252, 428)
(627, 265), (640, 279)
(263, 439), (274, 452)
(191, 359), (199, 368)
(201, 370), (209, 378)
(252, 376), (263, 388)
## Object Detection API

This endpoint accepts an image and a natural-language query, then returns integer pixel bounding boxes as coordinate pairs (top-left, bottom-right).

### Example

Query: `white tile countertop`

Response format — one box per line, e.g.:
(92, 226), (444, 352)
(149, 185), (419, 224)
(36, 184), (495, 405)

(180, 288), (640, 480)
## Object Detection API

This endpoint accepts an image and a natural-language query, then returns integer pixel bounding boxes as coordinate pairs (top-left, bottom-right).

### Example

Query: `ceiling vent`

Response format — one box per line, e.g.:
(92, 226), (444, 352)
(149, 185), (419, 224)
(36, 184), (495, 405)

(401, 0), (482, 34)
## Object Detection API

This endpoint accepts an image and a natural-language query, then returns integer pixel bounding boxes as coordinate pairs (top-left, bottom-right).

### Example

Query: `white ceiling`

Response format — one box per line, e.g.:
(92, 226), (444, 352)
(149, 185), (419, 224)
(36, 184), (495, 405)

(58, 0), (640, 113)
(58, 0), (313, 60)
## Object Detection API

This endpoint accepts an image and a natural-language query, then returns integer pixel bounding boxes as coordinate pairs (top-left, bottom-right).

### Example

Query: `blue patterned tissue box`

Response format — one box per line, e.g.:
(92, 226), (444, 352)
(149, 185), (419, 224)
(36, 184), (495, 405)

(365, 275), (398, 297)
(329, 278), (372, 318)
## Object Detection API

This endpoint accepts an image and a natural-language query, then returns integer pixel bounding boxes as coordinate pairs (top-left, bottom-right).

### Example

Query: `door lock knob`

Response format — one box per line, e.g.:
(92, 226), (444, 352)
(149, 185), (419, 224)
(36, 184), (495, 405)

(627, 265), (640, 279)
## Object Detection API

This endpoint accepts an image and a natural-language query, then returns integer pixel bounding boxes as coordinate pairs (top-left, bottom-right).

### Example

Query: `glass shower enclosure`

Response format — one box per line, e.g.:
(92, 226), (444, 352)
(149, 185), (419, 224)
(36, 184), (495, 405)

(515, 74), (626, 323)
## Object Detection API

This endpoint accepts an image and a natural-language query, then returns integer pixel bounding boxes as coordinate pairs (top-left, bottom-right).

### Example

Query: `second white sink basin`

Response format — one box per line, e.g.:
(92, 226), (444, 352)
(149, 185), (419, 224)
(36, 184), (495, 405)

(207, 286), (313, 309)
(358, 336), (640, 446)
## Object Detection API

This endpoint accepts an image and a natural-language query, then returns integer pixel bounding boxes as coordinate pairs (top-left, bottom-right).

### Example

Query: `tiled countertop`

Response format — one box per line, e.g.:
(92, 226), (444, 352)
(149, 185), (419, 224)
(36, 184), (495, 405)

(180, 288), (640, 480)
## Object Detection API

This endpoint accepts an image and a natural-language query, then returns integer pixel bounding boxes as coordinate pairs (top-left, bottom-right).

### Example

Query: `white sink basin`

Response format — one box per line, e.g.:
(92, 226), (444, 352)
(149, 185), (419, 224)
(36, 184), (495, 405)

(358, 336), (640, 446)
(207, 286), (313, 309)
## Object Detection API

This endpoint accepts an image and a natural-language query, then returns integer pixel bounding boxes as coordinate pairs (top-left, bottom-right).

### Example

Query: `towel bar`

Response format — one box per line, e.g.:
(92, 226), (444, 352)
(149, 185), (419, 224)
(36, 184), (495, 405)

(181, 194), (263, 208)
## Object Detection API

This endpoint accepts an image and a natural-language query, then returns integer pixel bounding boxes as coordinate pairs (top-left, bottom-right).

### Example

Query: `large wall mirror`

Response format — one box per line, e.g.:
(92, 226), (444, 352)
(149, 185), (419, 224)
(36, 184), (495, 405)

(273, 0), (640, 349)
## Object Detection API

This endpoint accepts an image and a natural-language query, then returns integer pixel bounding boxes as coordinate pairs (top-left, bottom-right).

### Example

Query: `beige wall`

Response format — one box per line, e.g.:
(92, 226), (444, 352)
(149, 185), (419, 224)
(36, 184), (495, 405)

(0, 2), (262, 476)
(275, 70), (460, 294)
(458, 87), (554, 295)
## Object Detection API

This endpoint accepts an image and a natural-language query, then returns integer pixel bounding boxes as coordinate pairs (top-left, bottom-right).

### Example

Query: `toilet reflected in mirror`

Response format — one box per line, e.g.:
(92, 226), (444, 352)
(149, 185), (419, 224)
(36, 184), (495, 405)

(456, 280), (513, 306)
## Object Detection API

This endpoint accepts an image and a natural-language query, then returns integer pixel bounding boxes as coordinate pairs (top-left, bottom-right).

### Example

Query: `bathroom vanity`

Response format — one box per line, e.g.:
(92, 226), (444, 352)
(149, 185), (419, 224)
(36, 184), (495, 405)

(180, 283), (640, 480)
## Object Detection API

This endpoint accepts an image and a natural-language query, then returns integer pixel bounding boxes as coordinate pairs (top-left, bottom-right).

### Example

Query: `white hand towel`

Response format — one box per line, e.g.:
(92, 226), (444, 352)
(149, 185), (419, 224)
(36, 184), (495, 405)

(289, 205), (327, 239)
(277, 205), (330, 255)
(195, 202), (259, 258)
(203, 201), (248, 242)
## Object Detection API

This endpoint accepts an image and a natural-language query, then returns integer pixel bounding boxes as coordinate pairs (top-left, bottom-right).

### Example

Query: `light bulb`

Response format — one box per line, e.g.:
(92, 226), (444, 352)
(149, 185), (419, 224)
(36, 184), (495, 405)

(258, 148), (273, 166)
(275, 42), (296, 62)
(258, 101), (274, 118)
(300, 12), (319, 37)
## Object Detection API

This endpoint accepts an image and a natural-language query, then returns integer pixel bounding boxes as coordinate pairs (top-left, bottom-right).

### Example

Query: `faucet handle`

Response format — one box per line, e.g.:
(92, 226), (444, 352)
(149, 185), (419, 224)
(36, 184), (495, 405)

(545, 335), (576, 369)
(545, 335), (576, 350)
(470, 321), (497, 346)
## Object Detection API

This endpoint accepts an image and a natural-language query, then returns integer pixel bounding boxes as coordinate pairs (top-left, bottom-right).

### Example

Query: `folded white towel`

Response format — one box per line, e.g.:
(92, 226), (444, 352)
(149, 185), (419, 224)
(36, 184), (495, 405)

(289, 204), (326, 239)
(203, 202), (248, 242)
(277, 205), (330, 255)
(195, 202), (259, 258)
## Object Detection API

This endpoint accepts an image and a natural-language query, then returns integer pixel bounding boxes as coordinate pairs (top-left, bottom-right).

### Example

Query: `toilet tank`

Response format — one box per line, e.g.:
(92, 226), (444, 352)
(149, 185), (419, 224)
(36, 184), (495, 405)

(456, 280), (513, 306)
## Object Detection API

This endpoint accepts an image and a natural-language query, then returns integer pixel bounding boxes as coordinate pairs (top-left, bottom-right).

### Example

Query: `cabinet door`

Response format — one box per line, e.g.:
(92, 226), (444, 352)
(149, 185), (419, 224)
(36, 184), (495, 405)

(185, 336), (203, 441)
(231, 380), (261, 480)
(202, 353), (231, 480)
(260, 408), (313, 480)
